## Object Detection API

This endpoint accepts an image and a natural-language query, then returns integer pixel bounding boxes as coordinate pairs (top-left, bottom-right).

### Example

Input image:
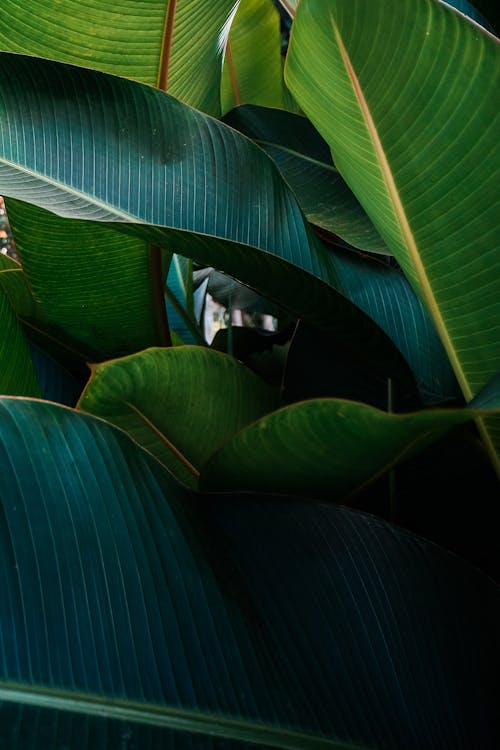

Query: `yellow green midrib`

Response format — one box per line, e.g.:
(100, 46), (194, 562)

(331, 17), (500, 477)
(0, 681), (368, 750)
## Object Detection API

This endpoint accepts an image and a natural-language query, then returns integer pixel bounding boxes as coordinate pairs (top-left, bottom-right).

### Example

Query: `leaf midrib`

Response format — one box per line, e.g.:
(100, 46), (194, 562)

(329, 14), (500, 477)
(158, 0), (178, 91)
(0, 681), (369, 750)
(330, 16), (467, 395)
(257, 140), (338, 173)
(0, 155), (138, 223)
(124, 400), (200, 478)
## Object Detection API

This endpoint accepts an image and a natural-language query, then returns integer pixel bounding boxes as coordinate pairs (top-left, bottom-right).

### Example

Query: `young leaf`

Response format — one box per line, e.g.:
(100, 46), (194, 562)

(0, 0), (239, 115)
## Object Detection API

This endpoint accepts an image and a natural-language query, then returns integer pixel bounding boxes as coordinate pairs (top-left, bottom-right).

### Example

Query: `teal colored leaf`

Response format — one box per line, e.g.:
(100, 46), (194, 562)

(444, 0), (496, 31)
(0, 53), (454, 401)
(28, 342), (83, 406)
(223, 105), (389, 254)
(0, 397), (498, 748)
(165, 254), (205, 345)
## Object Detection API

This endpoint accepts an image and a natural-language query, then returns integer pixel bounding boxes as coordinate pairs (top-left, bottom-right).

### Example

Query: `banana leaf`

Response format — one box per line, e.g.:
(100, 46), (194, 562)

(0, 396), (498, 748)
(221, 0), (287, 114)
(223, 104), (389, 254)
(77, 346), (280, 488)
(6, 200), (171, 360)
(0, 0), (238, 114)
(165, 254), (206, 345)
(199, 393), (500, 500)
(0, 53), (456, 402)
(285, 0), (500, 472)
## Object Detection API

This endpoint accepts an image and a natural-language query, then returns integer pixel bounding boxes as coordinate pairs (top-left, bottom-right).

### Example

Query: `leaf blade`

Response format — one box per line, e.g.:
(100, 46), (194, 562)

(285, 0), (500, 466)
(1, 397), (498, 747)
(200, 397), (499, 498)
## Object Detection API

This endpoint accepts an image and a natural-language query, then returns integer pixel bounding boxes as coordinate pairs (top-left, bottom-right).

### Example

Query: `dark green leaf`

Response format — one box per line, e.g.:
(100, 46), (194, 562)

(200, 397), (499, 499)
(0, 53), (453, 403)
(223, 105), (389, 254)
(6, 199), (170, 360)
(0, 397), (498, 748)
(77, 346), (280, 488)
(0, 272), (40, 396)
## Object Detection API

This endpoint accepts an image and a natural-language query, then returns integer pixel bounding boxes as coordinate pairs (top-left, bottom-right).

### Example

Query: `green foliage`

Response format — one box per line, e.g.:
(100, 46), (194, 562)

(0, 0), (499, 747)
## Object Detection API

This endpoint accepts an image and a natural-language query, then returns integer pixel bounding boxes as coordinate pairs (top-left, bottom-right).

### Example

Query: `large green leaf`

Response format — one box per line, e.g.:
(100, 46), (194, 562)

(200, 396), (500, 499)
(6, 199), (170, 360)
(0, 0), (238, 115)
(223, 104), (389, 254)
(77, 346), (280, 488)
(285, 0), (500, 470)
(0, 397), (498, 748)
(221, 0), (287, 114)
(0, 52), (457, 402)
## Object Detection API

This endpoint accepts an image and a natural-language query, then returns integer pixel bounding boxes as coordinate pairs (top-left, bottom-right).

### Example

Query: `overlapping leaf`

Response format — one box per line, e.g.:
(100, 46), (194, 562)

(0, 397), (498, 748)
(77, 346), (280, 487)
(224, 104), (389, 253)
(0, 53), (456, 401)
(200, 395), (499, 498)
(6, 199), (170, 360)
(0, 0), (238, 115)
(0, 276), (40, 396)
(286, 0), (500, 469)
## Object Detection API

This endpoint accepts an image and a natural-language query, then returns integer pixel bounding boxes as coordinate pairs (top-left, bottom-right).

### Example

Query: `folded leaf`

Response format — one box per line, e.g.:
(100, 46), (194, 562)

(77, 346), (280, 487)
(224, 104), (389, 253)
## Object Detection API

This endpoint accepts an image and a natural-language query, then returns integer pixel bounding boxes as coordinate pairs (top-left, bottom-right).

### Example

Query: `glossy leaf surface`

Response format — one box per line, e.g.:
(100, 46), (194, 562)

(77, 346), (280, 487)
(224, 105), (389, 253)
(286, 0), (500, 468)
(221, 0), (286, 114)
(0, 397), (498, 748)
(6, 199), (170, 360)
(200, 397), (499, 498)
(0, 51), (451, 398)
